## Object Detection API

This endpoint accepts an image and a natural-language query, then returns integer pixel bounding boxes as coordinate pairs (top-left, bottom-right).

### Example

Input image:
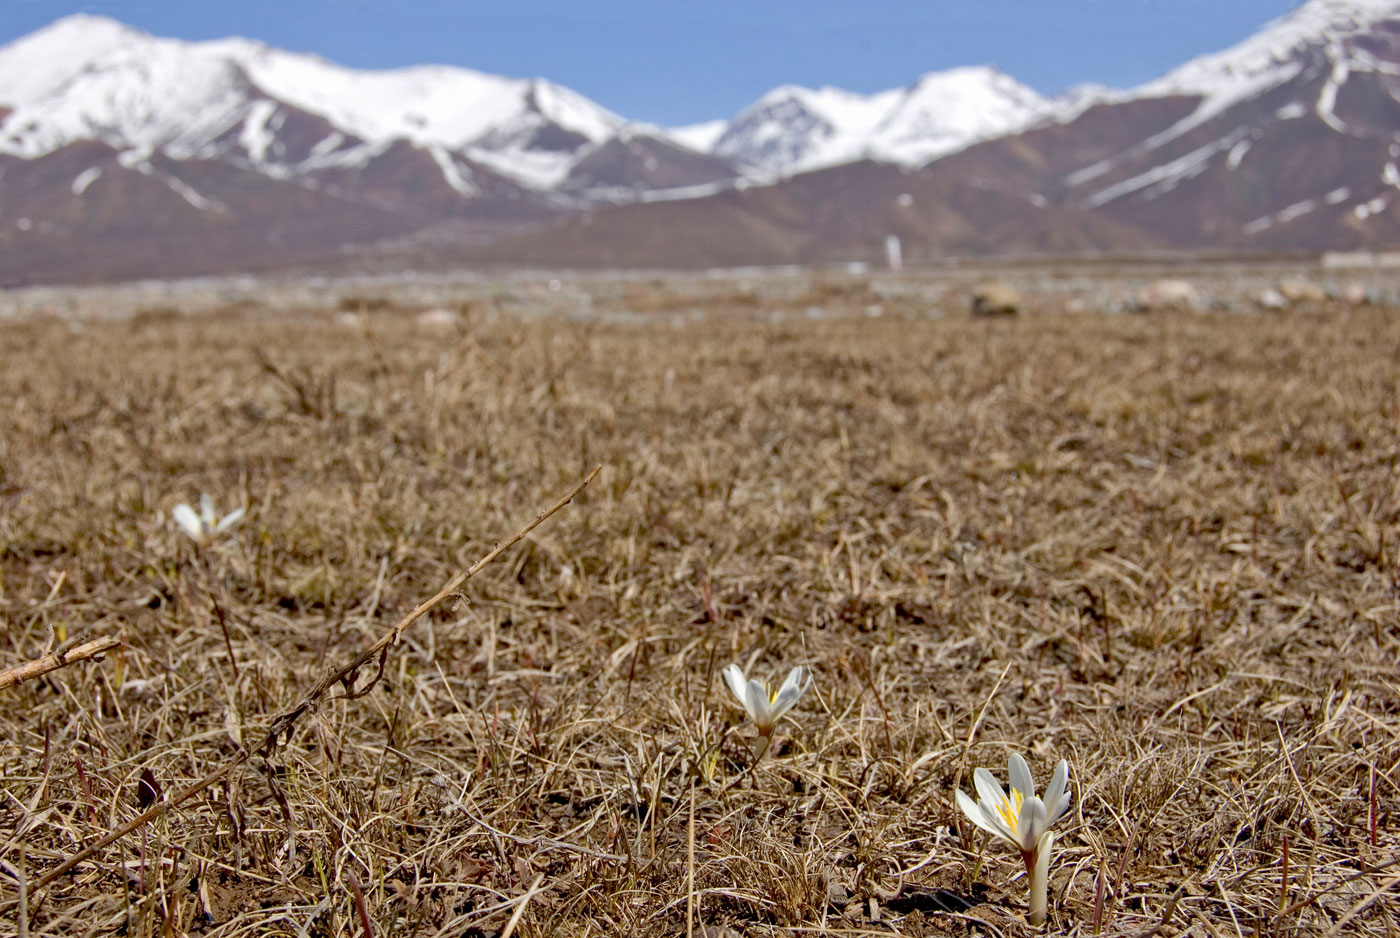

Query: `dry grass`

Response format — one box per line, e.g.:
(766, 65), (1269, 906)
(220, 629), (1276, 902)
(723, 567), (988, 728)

(0, 290), (1397, 937)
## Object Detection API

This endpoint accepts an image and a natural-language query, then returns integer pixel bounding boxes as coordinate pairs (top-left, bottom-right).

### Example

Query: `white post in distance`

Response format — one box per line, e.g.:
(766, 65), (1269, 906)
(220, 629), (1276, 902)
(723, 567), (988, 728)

(885, 234), (903, 272)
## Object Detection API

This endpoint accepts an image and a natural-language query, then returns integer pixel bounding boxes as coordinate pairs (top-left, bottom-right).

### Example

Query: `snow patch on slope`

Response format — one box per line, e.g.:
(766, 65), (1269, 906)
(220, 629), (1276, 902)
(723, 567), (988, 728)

(70, 167), (102, 195)
(160, 172), (227, 213)
(1085, 128), (1253, 207)
(1354, 196), (1389, 218)
(463, 145), (577, 190)
(239, 100), (281, 163)
(666, 120), (728, 153)
(1227, 138), (1253, 169)
(427, 146), (479, 196)
(1316, 54), (1352, 131)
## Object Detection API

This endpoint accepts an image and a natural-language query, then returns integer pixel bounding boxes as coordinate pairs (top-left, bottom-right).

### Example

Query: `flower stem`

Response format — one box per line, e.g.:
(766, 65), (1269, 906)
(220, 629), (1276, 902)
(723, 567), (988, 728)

(198, 552), (240, 683)
(724, 731), (773, 793)
(1029, 831), (1054, 927)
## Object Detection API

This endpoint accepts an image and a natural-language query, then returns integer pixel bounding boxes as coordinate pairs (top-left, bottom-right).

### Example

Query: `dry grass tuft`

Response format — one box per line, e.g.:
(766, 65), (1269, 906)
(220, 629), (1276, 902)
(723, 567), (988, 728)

(1, 289), (1397, 936)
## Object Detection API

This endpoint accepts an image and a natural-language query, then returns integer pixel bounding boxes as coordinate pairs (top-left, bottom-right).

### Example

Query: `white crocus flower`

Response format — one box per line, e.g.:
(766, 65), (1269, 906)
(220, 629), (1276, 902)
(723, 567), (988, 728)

(722, 663), (811, 761)
(173, 494), (245, 546)
(956, 754), (1071, 926)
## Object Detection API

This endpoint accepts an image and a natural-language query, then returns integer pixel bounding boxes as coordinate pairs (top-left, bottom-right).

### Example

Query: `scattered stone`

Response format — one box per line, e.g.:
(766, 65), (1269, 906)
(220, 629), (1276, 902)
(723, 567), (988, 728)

(1255, 288), (1288, 310)
(1277, 279), (1327, 304)
(1341, 283), (1370, 305)
(971, 281), (1021, 316)
(1135, 279), (1201, 312)
(416, 307), (460, 327)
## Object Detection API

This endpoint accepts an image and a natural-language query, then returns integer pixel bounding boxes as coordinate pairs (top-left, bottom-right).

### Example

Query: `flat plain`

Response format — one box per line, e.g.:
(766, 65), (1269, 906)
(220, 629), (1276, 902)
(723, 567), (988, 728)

(1, 267), (1397, 936)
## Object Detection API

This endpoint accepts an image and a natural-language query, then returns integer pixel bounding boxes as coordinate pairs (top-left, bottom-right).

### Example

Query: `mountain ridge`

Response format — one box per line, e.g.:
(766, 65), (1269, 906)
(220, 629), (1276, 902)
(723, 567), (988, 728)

(5, 1), (1400, 284)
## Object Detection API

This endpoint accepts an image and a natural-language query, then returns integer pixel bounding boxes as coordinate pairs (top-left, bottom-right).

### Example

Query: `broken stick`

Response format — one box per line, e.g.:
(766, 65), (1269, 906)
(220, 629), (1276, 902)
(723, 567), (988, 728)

(0, 635), (123, 691)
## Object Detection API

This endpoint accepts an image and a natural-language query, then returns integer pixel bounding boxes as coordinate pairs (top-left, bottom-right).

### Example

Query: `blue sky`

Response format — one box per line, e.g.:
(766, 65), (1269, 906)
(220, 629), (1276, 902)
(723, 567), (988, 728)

(2, 1), (1304, 125)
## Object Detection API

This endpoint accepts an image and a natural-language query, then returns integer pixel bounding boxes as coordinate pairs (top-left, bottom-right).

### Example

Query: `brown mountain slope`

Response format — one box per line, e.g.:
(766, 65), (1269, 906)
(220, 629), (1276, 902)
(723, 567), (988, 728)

(0, 138), (570, 284)
(463, 158), (1165, 269)
(560, 134), (740, 197)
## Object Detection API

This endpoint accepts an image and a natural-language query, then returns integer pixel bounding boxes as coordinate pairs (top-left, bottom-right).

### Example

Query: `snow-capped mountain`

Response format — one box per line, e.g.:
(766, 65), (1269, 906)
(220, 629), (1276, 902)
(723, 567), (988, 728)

(6, 0), (1400, 284)
(458, 0), (1400, 268)
(708, 84), (904, 174)
(1041, 0), (1400, 154)
(0, 13), (747, 283)
(0, 14), (725, 195)
(1054, 0), (1400, 212)
(705, 67), (1052, 175)
(867, 68), (1057, 166)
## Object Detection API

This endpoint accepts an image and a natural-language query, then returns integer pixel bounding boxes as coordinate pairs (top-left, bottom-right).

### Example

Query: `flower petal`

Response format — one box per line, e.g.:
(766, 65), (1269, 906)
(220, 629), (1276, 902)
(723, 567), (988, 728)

(770, 665), (811, 718)
(173, 503), (204, 542)
(954, 788), (982, 825)
(1043, 760), (1071, 825)
(957, 790), (1010, 841)
(199, 494), (217, 527)
(972, 767), (1007, 811)
(215, 506), (245, 534)
(775, 664), (807, 699)
(1051, 784), (1073, 826)
(981, 802), (1017, 842)
(972, 768), (1018, 840)
(1008, 752), (1035, 802)
(722, 664), (748, 709)
(746, 679), (773, 728)
(1018, 795), (1048, 851)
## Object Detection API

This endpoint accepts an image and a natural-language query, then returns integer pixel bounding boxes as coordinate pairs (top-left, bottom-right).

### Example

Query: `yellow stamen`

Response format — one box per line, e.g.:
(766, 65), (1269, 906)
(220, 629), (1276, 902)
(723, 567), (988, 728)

(767, 683), (778, 704)
(995, 788), (1024, 830)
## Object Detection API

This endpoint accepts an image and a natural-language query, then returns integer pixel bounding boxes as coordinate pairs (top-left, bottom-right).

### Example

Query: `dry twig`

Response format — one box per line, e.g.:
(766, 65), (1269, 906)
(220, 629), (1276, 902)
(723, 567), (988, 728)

(0, 635), (122, 691)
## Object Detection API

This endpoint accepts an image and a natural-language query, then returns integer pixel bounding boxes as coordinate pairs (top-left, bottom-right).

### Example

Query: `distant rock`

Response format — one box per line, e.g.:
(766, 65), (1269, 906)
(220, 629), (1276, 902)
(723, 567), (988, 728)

(1135, 279), (1201, 312)
(1277, 279), (1327, 304)
(1341, 283), (1370, 305)
(1255, 287), (1289, 310)
(971, 282), (1021, 317)
(416, 307), (461, 327)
